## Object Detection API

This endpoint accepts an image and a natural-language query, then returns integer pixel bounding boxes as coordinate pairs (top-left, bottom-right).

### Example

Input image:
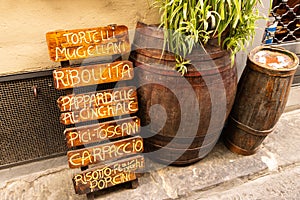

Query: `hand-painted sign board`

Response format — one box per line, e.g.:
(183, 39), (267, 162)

(60, 98), (138, 125)
(73, 155), (144, 194)
(53, 61), (133, 90)
(67, 136), (143, 168)
(46, 25), (130, 62)
(57, 86), (137, 112)
(64, 116), (140, 148)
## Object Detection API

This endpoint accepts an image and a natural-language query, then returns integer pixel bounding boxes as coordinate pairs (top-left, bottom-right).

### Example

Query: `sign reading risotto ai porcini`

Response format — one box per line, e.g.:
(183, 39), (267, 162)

(46, 25), (130, 62)
(73, 155), (144, 194)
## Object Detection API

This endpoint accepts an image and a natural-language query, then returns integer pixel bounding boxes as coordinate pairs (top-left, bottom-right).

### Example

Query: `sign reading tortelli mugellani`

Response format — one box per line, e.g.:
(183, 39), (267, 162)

(46, 25), (130, 62)
(46, 24), (144, 195)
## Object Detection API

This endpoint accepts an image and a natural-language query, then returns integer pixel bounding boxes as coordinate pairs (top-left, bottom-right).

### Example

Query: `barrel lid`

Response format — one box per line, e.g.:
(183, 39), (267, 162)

(248, 46), (299, 75)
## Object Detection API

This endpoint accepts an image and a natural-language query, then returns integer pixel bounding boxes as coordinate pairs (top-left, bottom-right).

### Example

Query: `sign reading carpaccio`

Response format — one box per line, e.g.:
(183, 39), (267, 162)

(46, 25), (130, 62)
(67, 136), (143, 168)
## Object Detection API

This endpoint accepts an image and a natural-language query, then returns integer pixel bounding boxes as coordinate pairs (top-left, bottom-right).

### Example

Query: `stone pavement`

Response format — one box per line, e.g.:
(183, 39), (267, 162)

(1, 109), (299, 200)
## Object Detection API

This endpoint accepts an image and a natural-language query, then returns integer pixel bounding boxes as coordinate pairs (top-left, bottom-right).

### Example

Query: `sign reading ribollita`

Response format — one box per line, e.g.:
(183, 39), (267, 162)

(53, 61), (133, 90)
(46, 24), (144, 196)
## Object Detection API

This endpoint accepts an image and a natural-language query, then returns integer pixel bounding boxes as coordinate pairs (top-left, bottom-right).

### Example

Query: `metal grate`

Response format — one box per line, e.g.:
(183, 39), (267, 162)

(0, 71), (68, 168)
(270, 0), (300, 43)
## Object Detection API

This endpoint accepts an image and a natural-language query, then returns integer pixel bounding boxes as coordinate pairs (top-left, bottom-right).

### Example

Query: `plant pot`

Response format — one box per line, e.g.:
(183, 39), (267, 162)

(224, 46), (299, 155)
(130, 22), (237, 165)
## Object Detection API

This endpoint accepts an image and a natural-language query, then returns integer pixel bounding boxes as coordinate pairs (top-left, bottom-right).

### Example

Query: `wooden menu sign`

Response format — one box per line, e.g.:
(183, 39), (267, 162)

(73, 155), (144, 194)
(46, 25), (130, 62)
(67, 136), (143, 168)
(60, 96), (138, 125)
(64, 116), (140, 148)
(53, 61), (133, 90)
(57, 86), (137, 112)
(47, 24), (143, 195)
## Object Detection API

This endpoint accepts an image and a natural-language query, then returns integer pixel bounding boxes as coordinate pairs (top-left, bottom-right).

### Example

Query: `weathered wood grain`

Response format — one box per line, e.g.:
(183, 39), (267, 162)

(57, 86), (137, 112)
(67, 136), (143, 168)
(224, 46), (299, 155)
(64, 116), (140, 148)
(60, 98), (138, 125)
(53, 61), (133, 90)
(72, 155), (144, 194)
(46, 25), (130, 62)
(131, 22), (237, 165)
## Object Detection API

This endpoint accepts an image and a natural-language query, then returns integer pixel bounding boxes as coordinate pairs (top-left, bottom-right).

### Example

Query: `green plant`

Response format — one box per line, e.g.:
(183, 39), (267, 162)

(152, 0), (264, 74)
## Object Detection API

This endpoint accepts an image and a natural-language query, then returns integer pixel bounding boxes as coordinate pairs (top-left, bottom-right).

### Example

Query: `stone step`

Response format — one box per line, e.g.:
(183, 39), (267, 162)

(286, 85), (300, 112)
(1, 110), (300, 200)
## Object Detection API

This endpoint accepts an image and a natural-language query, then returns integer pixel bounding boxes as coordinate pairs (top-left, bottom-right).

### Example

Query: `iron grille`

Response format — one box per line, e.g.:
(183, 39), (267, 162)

(270, 0), (300, 43)
(0, 71), (67, 168)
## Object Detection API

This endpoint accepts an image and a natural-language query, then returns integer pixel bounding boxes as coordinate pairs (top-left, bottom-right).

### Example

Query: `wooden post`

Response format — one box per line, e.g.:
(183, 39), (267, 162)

(130, 179), (139, 189)
(60, 61), (70, 67)
(86, 193), (94, 200)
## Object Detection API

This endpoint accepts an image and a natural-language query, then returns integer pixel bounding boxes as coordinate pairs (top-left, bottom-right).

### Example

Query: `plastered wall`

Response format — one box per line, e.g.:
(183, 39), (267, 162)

(0, 0), (269, 76)
(0, 0), (159, 75)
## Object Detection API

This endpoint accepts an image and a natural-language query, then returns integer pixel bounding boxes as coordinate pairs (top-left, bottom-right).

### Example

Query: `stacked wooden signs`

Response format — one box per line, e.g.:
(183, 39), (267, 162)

(46, 25), (144, 195)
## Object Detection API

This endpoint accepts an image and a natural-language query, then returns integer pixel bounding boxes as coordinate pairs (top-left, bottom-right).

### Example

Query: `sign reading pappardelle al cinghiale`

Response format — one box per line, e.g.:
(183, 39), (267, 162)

(57, 86), (137, 112)
(46, 24), (144, 195)
(57, 86), (138, 125)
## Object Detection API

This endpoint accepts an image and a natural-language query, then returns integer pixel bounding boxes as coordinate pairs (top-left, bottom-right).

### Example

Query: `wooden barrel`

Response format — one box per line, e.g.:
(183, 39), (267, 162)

(224, 46), (299, 155)
(130, 22), (237, 165)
